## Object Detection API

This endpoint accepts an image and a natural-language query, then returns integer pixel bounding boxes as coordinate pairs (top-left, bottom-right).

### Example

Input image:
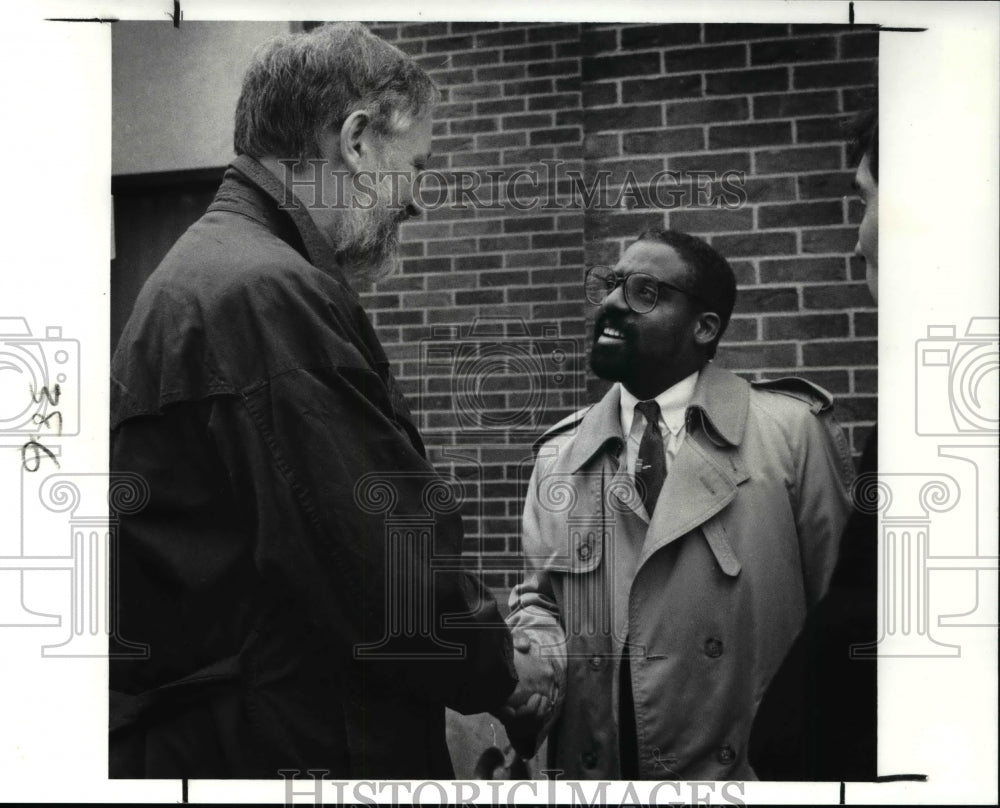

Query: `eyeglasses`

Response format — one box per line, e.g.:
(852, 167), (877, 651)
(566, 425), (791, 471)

(584, 265), (701, 314)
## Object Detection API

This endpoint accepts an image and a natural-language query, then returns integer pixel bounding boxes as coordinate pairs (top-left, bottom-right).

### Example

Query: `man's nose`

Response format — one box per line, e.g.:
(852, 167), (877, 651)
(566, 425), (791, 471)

(603, 280), (630, 312)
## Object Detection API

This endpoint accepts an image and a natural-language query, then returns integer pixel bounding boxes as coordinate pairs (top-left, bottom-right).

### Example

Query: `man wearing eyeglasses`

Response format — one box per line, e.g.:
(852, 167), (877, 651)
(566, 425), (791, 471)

(502, 229), (855, 780)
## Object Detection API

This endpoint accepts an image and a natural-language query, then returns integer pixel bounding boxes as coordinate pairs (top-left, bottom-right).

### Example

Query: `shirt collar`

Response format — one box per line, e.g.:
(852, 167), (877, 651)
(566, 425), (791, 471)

(619, 371), (699, 438)
(565, 363), (750, 472)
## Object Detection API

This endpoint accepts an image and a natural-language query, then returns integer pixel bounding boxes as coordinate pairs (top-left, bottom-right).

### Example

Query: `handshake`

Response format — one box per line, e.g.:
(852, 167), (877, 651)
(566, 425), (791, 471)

(495, 630), (566, 760)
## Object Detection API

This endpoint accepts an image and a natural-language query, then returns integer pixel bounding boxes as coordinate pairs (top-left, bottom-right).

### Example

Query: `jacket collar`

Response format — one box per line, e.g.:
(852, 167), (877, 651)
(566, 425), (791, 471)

(213, 155), (350, 293)
(685, 362), (749, 447)
(567, 363), (749, 471)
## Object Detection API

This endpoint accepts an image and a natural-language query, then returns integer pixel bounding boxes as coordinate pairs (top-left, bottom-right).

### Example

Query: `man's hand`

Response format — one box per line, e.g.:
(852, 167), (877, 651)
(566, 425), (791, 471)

(496, 633), (561, 758)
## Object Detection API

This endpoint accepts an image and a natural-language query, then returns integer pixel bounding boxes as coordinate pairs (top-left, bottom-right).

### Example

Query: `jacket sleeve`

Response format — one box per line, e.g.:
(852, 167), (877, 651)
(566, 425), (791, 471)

(788, 404), (856, 607)
(506, 455), (568, 752)
(209, 356), (516, 715)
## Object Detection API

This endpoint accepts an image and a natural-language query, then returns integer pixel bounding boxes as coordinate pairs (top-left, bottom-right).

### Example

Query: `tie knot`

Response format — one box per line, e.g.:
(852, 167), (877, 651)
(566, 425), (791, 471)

(636, 400), (661, 425)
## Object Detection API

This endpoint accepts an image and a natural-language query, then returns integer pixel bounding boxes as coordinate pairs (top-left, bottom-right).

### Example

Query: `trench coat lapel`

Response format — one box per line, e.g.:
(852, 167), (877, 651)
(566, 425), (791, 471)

(639, 364), (752, 566)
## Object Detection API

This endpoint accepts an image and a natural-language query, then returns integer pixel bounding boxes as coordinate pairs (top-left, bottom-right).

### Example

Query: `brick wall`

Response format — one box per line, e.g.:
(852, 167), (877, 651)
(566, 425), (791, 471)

(358, 21), (877, 591)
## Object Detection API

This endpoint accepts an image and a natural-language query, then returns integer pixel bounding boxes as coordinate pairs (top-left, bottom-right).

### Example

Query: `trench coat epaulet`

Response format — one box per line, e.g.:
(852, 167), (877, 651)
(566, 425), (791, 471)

(532, 405), (593, 456)
(749, 376), (834, 414)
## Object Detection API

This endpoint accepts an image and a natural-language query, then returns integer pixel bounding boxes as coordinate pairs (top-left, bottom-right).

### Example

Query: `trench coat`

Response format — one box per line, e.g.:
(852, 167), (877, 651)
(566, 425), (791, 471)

(508, 363), (855, 780)
(109, 155), (516, 779)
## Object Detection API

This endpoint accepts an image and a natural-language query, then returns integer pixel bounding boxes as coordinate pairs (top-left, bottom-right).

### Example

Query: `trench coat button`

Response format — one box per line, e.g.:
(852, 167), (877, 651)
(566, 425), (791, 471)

(577, 542), (592, 561)
(588, 655), (602, 670)
(704, 637), (724, 658)
(717, 745), (735, 764)
(582, 751), (598, 769)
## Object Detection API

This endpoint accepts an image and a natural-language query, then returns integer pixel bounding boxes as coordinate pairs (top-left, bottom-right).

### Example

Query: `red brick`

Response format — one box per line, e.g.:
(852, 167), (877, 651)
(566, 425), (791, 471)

(528, 24), (580, 43)
(400, 22), (448, 39)
(378, 309), (424, 326)
(842, 87), (878, 112)
(854, 311), (877, 337)
(504, 216), (555, 234)
(709, 121), (792, 149)
(667, 97), (749, 125)
(530, 128), (581, 146)
(665, 43), (746, 73)
(450, 22), (499, 35)
(794, 60), (876, 89)
(476, 98), (525, 116)
(479, 269), (530, 287)
(797, 171), (854, 199)
(508, 286), (559, 303)
(451, 118), (498, 135)
(759, 257), (846, 283)
(738, 176), (797, 203)
(802, 340), (877, 366)
(670, 151), (751, 174)
(359, 292), (401, 310)
(454, 254), (501, 271)
(477, 132), (527, 150)
(532, 231), (580, 249)
(475, 63), (526, 83)
(504, 79), (555, 97)
(402, 257), (452, 274)
(802, 282), (872, 309)
(801, 227), (857, 254)
(582, 52), (661, 81)
(751, 37), (836, 65)
(706, 67), (788, 95)
(555, 41), (583, 59)
(528, 93), (580, 111)
(533, 302), (584, 319)
(753, 90), (839, 119)
(712, 231), (797, 257)
(556, 110), (583, 127)
(724, 317), (759, 342)
(451, 151), (502, 168)
(718, 342), (798, 369)
(586, 104), (662, 132)
(704, 24), (789, 42)
(796, 114), (852, 144)
(755, 145), (842, 173)
(480, 235), (531, 251)
(622, 75), (702, 103)
(669, 207), (754, 233)
(476, 29), (527, 48)
(840, 32), (879, 60)
(456, 289), (504, 306)
(506, 251), (558, 268)
(528, 59), (581, 78)
(501, 147), (556, 164)
(431, 69), (476, 86)
(504, 44), (555, 63)
(622, 24), (701, 49)
(502, 113), (554, 131)
(533, 266), (585, 285)
(581, 27), (618, 54)
(758, 201), (843, 228)
(426, 238), (477, 256)
(854, 368), (877, 393)
(733, 287), (799, 314)
(623, 127), (705, 154)
(764, 313), (849, 340)
(583, 82), (617, 107)
(584, 211), (663, 241)
(450, 83), (503, 102)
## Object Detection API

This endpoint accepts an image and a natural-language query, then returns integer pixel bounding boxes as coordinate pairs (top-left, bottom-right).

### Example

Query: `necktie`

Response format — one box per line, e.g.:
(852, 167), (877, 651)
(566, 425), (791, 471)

(635, 400), (666, 517)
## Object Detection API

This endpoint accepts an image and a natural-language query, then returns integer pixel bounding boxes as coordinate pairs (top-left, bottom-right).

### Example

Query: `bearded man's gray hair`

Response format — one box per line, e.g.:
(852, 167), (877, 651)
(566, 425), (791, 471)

(234, 22), (438, 162)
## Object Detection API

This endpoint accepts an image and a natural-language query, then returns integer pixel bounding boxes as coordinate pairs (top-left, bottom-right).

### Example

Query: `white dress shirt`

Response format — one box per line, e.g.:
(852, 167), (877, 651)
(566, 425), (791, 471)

(618, 370), (699, 479)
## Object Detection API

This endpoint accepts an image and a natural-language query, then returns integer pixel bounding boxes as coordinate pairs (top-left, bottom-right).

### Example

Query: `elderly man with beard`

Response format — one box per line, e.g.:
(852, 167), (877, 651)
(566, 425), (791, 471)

(504, 229), (856, 780)
(109, 23), (516, 779)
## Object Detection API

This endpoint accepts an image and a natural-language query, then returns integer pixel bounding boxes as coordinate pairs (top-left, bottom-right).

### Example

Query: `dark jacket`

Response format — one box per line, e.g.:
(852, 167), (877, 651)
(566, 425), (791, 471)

(109, 155), (516, 779)
(749, 427), (878, 780)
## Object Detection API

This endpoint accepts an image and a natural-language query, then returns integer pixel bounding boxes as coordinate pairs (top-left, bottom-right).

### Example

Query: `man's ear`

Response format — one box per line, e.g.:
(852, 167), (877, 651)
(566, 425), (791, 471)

(337, 109), (374, 172)
(693, 311), (722, 349)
